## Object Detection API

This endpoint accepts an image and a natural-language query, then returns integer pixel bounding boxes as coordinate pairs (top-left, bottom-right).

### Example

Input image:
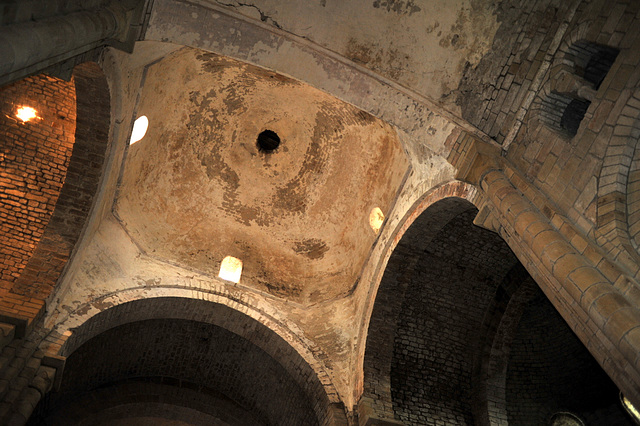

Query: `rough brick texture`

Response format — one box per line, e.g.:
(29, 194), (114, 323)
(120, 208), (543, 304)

(389, 208), (518, 425)
(0, 74), (76, 300)
(0, 323), (57, 425)
(506, 287), (631, 425)
(35, 318), (319, 426)
(0, 63), (110, 325)
(10, 62), (110, 301)
(364, 198), (520, 424)
(30, 381), (263, 425)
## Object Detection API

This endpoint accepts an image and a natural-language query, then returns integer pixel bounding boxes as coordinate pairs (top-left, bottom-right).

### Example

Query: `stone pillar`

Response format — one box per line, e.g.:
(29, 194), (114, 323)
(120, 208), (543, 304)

(456, 138), (640, 409)
(0, 0), (144, 86)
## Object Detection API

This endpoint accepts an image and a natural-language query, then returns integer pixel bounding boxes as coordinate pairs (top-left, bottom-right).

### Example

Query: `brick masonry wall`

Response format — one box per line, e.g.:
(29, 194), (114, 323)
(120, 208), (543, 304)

(0, 74), (76, 299)
(10, 62), (110, 301)
(0, 62), (110, 325)
(363, 196), (479, 422)
(36, 318), (319, 426)
(389, 208), (518, 425)
(364, 184), (635, 425)
(30, 381), (263, 425)
(0, 322), (57, 425)
(363, 197), (525, 425)
(45, 296), (339, 425)
(457, 0), (572, 144)
(506, 286), (632, 425)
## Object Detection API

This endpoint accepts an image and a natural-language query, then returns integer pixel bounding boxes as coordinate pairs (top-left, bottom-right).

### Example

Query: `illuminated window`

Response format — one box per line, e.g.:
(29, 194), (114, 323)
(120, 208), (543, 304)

(130, 115), (149, 144)
(369, 207), (385, 234)
(219, 256), (243, 283)
(16, 106), (38, 122)
(621, 393), (640, 424)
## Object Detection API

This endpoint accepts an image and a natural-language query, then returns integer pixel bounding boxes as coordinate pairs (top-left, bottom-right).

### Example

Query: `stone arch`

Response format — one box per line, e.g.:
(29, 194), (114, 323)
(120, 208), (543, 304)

(359, 180), (498, 423)
(0, 62), (111, 327)
(595, 87), (640, 280)
(356, 180), (479, 417)
(40, 289), (346, 425)
(471, 265), (538, 426)
(361, 193), (521, 424)
(503, 284), (631, 425)
(359, 177), (630, 424)
(533, 37), (618, 141)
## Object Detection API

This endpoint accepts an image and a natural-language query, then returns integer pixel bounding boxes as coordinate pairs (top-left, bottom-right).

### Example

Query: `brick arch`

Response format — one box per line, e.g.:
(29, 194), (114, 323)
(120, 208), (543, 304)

(471, 265), (538, 425)
(2, 62), (111, 325)
(357, 181), (479, 373)
(41, 290), (347, 425)
(358, 181), (488, 424)
(361, 195), (522, 424)
(31, 380), (264, 425)
(595, 87), (640, 280)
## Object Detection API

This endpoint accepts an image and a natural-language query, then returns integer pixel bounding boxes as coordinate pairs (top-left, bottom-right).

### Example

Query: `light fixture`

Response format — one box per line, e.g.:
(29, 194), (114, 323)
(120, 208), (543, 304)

(621, 393), (640, 424)
(219, 256), (243, 283)
(16, 106), (38, 122)
(130, 115), (149, 144)
(369, 207), (385, 234)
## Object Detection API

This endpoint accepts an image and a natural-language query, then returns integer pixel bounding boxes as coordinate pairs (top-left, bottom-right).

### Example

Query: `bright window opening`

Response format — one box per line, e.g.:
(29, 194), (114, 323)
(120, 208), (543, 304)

(16, 106), (38, 122)
(219, 256), (243, 283)
(130, 115), (149, 144)
(369, 207), (385, 234)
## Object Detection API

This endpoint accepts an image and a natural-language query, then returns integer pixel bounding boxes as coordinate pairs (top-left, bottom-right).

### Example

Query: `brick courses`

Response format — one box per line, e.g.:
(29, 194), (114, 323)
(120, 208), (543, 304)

(0, 74), (76, 307)
(0, 63), (110, 325)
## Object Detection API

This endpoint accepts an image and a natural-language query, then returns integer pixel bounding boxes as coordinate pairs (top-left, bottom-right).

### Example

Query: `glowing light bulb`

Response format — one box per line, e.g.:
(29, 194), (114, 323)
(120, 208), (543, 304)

(219, 256), (243, 283)
(130, 115), (149, 144)
(16, 106), (37, 122)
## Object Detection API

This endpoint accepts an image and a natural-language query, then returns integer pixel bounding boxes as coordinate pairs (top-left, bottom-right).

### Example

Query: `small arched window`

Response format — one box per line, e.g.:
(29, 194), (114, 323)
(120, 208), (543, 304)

(565, 40), (619, 90)
(540, 92), (591, 137)
(540, 40), (618, 137)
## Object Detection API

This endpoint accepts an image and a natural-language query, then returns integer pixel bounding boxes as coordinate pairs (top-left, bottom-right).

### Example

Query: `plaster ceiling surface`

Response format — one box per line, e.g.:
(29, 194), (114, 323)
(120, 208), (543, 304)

(186, 0), (500, 105)
(115, 47), (409, 305)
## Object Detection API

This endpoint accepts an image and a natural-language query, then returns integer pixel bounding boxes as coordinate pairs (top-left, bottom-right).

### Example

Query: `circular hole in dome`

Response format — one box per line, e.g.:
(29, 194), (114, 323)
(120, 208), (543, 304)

(257, 130), (280, 153)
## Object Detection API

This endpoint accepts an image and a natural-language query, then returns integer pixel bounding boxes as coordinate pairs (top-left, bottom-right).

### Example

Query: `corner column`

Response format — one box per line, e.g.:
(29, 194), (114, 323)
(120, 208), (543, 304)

(456, 137), (640, 409)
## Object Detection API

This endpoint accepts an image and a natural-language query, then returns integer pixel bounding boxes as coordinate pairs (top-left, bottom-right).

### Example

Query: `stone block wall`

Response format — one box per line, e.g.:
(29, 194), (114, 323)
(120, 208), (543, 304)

(388, 209), (518, 425)
(459, 0), (640, 244)
(457, 0), (574, 143)
(0, 323), (57, 426)
(506, 287), (630, 425)
(36, 318), (319, 426)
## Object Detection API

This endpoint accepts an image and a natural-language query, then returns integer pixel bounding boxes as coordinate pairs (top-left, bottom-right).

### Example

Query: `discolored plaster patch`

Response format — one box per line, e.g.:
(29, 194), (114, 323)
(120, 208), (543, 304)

(372, 0), (421, 16)
(293, 239), (329, 260)
(345, 38), (410, 81)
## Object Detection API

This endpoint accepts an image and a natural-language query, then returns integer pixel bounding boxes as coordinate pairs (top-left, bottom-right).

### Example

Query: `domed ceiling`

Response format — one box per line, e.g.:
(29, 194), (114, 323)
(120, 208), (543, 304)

(116, 47), (409, 304)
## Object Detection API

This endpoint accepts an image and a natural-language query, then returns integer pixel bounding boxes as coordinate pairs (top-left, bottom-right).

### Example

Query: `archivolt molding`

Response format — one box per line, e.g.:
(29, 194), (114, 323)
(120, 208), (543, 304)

(40, 286), (343, 420)
(472, 267), (537, 425)
(356, 180), (479, 411)
(595, 88), (640, 280)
